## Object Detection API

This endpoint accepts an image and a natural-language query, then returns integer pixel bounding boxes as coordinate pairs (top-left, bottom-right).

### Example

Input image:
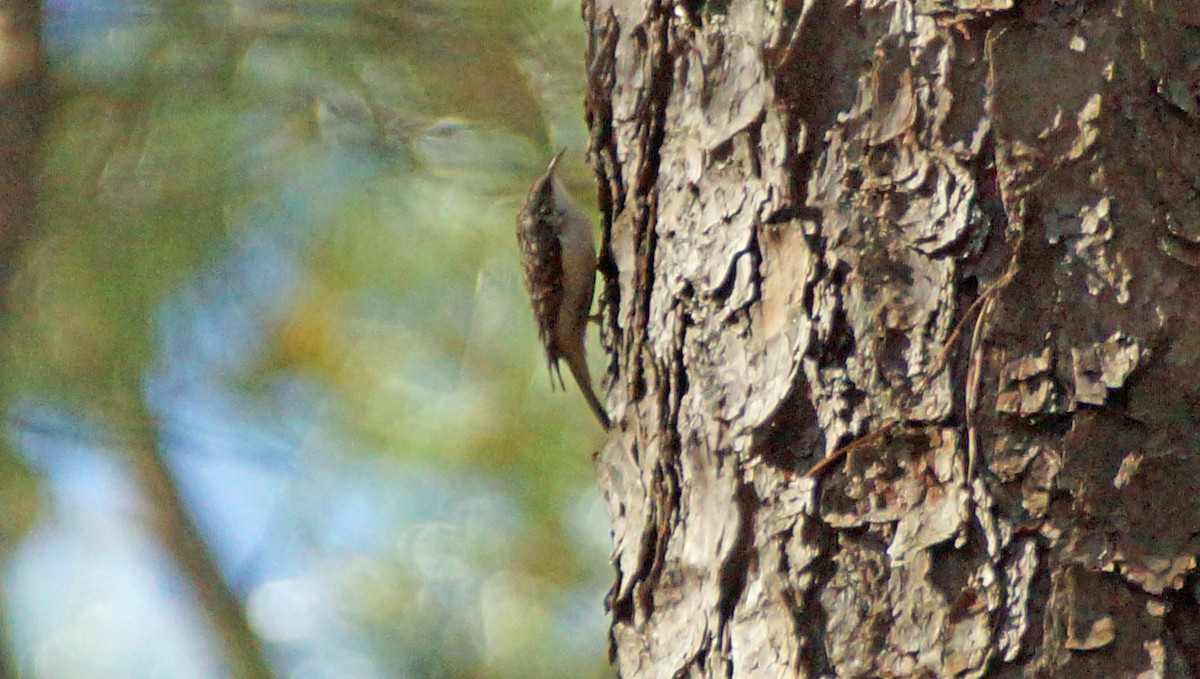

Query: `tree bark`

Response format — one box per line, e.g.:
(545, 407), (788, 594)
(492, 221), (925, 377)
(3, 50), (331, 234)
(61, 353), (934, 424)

(586, 0), (1200, 676)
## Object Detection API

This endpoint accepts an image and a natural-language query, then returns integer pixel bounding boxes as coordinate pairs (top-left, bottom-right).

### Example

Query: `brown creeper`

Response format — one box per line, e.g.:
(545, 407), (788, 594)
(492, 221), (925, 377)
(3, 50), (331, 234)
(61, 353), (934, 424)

(516, 151), (610, 429)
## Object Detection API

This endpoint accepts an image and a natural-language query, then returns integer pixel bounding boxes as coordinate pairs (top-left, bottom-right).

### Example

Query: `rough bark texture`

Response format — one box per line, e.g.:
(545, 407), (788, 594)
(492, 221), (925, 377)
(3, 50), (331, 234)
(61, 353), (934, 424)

(586, 0), (1200, 676)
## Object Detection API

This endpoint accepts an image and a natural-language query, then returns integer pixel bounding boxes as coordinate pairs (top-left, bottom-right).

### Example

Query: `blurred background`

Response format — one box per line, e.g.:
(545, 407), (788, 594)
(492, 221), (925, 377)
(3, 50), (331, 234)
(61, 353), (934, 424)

(0, 0), (613, 677)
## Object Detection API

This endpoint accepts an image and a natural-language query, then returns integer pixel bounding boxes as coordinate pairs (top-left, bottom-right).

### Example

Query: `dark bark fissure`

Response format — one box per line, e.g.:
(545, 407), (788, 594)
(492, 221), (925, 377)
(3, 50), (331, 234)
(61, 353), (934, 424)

(585, 0), (623, 319)
(715, 479), (755, 621)
(751, 382), (823, 471)
(789, 535), (835, 676)
(1166, 574), (1200, 676)
(625, 12), (673, 404)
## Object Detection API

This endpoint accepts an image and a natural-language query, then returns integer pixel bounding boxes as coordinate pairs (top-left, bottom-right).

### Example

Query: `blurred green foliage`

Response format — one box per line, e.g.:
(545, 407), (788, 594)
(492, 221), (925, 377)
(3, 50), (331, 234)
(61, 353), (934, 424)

(5, 0), (612, 677)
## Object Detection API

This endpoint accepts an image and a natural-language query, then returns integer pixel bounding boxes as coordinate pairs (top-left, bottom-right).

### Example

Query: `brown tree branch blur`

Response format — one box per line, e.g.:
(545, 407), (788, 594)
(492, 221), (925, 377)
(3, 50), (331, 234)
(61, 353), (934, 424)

(0, 1), (276, 674)
(121, 402), (276, 679)
(0, 0), (43, 292)
(0, 0), (45, 676)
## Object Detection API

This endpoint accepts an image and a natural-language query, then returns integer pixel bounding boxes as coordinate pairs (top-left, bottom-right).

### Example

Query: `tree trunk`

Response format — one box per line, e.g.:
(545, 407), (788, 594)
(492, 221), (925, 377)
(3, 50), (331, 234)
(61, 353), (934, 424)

(585, 0), (1200, 676)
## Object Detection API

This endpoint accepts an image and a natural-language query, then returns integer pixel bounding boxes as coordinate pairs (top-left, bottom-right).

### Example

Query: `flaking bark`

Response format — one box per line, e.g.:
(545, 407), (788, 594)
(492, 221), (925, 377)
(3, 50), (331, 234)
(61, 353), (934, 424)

(587, 0), (1200, 676)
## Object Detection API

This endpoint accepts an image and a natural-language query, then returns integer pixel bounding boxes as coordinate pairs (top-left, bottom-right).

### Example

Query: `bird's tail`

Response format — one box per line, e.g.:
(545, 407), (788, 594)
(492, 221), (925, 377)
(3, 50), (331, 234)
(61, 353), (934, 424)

(564, 350), (611, 430)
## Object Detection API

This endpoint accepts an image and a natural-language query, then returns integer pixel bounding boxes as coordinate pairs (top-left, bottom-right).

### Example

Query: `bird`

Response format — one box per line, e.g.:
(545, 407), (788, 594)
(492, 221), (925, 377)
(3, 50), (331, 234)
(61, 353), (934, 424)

(515, 150), (611, 429)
